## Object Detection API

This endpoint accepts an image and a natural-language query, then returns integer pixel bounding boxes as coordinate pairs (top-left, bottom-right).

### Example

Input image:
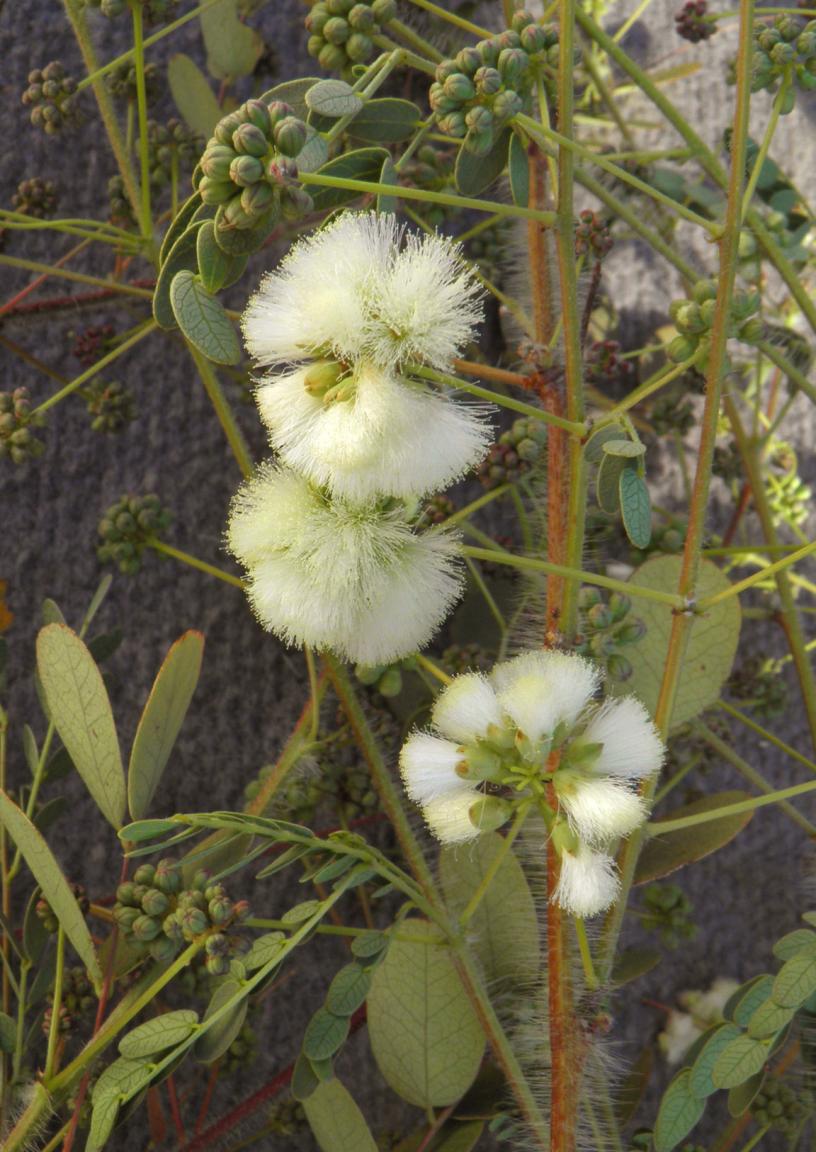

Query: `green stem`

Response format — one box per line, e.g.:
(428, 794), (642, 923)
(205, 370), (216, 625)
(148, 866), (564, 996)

(574, 919), (599, 990)
(62, 0), (142, 223)
(389, 17), (444, 61)
(741, 77), (790, 221)
(31, 320), (157, 416)
(464, 557), (507, 636)
(755, 340), (816, 407)
(717, 700), (816, 774)
(304, 646), (320, 744)
(596, 357), (699, 425)
(131, 1), (153, 245)
(299, 171), (557, 225)
(462, 546), (687, 608)
(439, 484), (512, 529)
(188, 346), (254, 478)
(0, 254), (153, 299)
(647, 778), (816, 833)
(692, 719), (816, 835)
(43, 928), (65, 1081)
(409, 365), (587, 434)
(404, 0), (490, 37)
(698, 539), (816, 607)
(148, 539), (245, 589)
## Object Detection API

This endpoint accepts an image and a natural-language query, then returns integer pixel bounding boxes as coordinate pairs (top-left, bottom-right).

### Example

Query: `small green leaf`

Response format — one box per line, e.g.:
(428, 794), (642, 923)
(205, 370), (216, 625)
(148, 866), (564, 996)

(309, 148), (390, 211)
(377, 155), (398, 215)
(261, 77), (320, 119)
(326, 964), (371, 1016)
(508, 130), (529, 207)
(93, 1056), (155, 1104)
(602, 438), (647, 458)
(167, 54), (222, 138)
(729, 975), (774, 1028)
(439, 832), (539, 985)
(306, 79), (364, 118)
(584, 422), (627, 464)
(213, 212), (277, 256)
(154, 223), (202, 330)
(22, 725), (39, 776)
(197, 221), (248, 295)
(128, 631), (205, 820)
(773, 950), (816, 1008)
(119, 1010), (199, 1059)
(244, 932), (286, 972)
(37, 624), (125, 829)
(303, 1077), (378, 1152)
(170, 271), (242, 365)
(194, 979), (248, 1063)
(291, 1052), (321, 1102)
(618, 555), (741, 728)
(635, 791), (753, 884)
(435, 1120), (485, 1151)
(727, 1071), (766, 1117)
(747, 997), (795, 1039)
(367, 919), (485, 1108)
(619, 467), (652, 549)
(455, 129), (511, 196)
(303, 1008), (350, 1061)
(688, 1024), (742, 1099)
(773, 928), (816, 961)
(711, 1034), (769, 1089)
(596, 453), (627, 515)
(42, 599), (66, 626)
(350, 98), (420, 142)
(0, 1012), (16, 1053)
(310, 855), (355, 885)
(86, 1094), (119, 1152)
(200, 0), (262, 79)
(653, 1069), (705, 1152)
(0, 793), (102, 991)
(119, 818), (182, 842)
(296, 127), (330, 174)
(610, 947), (661, 987)
(283, 900), (321, 925)
(159, 192), (204, 266)
(614, 1047), (653, 1128)
(350, 930), (388, 959)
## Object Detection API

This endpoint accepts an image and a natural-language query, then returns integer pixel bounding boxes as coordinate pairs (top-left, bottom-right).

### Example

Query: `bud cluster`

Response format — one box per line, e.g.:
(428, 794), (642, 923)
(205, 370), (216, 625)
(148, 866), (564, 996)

(649, 387), (695, 436)
(674, 0), (716, 43)
(420, 493), (455, 526)
(476, 414), (547, 490)
(37, 885), (88, 934)
(731, 16), (816, 106)
(22, 62), (80, 135)
(108, 175), (138, 231)
(641, 883), (697, 947)
(585, 340), (637, 391)
(12, 177), (59, 218)
(85, 379), (137, 434)
(148, 119), (204, 189)
(84, 0), (179, 23)
(355, 659), (408, 698)
(574, 588), (645, 682)
(574, 209), (613, 260)
(441, 641), (493, 676)
(306, 0), (398, 75)
(43, 968), (95, 1036)
(114, 861), (250, 974)
(728, 653), (788, 719)
(750, 1080), (814, 1134)
(96, 493), (171, 574)
(667, 278), (763, 365)
(0, 388), (46, 465)
(465, 219), (512, 281)
(429, 11), (559, 156)
(105, 60), (162, 102)
(198, 99), (313, 238)
(630, 519), (687, 563)
(72, 325), (116, 368)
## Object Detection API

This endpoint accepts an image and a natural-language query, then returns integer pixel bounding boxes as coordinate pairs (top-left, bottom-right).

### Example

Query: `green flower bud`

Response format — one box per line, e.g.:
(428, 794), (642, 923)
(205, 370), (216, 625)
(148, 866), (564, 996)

(437, 110), (467, 136)
(181, 907), (209, 938)
(209, 897), (234, 925)
(323, 15), (350, 43)
(199, 176), (236, 205)
(214, 111), (245, 146)
(141, 888), (169, 917)
(304, 360), (345, 397)
(319, 42), (347, 71)
(474, 66), (501, 95)
(230, 154), (264, 186)
(465, 104), (493, 133)
(240, 181), (276, 217)
(371, 0), (396, 21)
(455, 46), (482, 76)
(699, 298), (717, 327)
(114, 906), (140, 930)
(668, 334), (699, 363)
(154, 859), (182, 894)
(520, 23), (549, 54)
(306, 2), (330, 33)
(739, 317), (764, 344)
(116, 881), (139, 906)
(206, 952), (231, 976)
(221, 193), (255, 230)
(498, 47), (529, 87)
(274, 115), (308, 158)
(692, 277), (718, 304)
(378, 668), (402, 697)
(327, 0), (354, 11)
(346, 32), (374, 61)
(435, 59), (459, 83)
(615, 619), (646, 644)
(348, 3), (375, 31)
(606, 653), (633, 681)
(281, 186), (313, 219)
(443, 72), (476, 101)
(233, 122), (269, 158)
(133, 864), (156, 886)
(608, 592), (631, 621)
(429, 87), (458, 115)
(492, 88), (523, 121)
(244, 98), (272, 135)
(469, 795), (513, 834)
(132, 914), (162, 942)
(149, 936), (177, 962)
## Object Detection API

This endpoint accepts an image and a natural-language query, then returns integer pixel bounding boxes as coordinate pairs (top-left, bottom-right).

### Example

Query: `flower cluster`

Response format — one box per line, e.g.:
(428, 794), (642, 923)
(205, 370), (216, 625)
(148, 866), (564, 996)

(732, 16), (816, 107)
(21, 62), (80, 135)
(105, 59), (162, 102)
(85, 379), (137, 434)
(147, 119), (203, 189)
(229, 212), (492, 663)
(306, 0), (398, 75)
(476, 414), (547, 490)
(574, 209), (613, 260)
(429, 11), (559, 156)
(84, 0), (179, 23)
(574, 587), (645, 682)
(108, 175), (137, 230)
(12, 177), (59, 218)
(667, 278), (763, 365)
(674, 0), (716, 43)
(0, 387), (46, 465)
(97, 493), (171, 574)
(197, 98), (312, 238)
(400, 649), (664, 917)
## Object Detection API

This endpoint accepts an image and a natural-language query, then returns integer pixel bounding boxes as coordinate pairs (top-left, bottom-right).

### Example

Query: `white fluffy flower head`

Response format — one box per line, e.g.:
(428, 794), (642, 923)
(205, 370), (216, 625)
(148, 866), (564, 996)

(242, 211), (483, 372)
(227, 465), (464, 664)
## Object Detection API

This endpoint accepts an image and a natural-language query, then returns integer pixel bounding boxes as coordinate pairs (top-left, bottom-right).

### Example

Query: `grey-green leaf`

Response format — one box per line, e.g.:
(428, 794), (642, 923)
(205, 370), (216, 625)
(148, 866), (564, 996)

(325, 964), (371, 1017)
(37, 624), (125, 829)
(602, 438), (647, 458)
(128, 631), (205, 820)
(306, 79), (363, 119)
(93, 1056), (155, 1104)
(653, 1069), (705, 1152)
(585, 422), (627, 463)
(119, 1010), (199, 1059)
(303, 1008), (350, 1061)
(200, 0), (262, 79)
(308, 148), (390, 211)
(167, 54), (222, 138)
(747, 997), (794, 1039)
(86, 1093), (119, 1152)
(773, 928), (816, 962)
(261, 77), (320, 120)
(0, 793), (102, 991)
(596, 453), (627, 515)
(455, 129), (511, 196)
(439, 832), (539, 985)
(302, 1077), (378, 1152)
(194, 979), (248, 1063)
(773, 950), (816, 1008)
(350, 98), (420, 142)
(377, 155), (398, 215)
(244, 932), (286, 972)
(154, 223), (202, 329)
(197, 222), (248, 295)
(170, 271), (242, 365)
(618, 555), (741, 728)
(367, 919), (485, 1108)
(619, 467), (652, 549)
(160, 192), (204, 266)
(635, 791), (753, 884)
(688, 1024), (742, 1099)
(730, 975), (774, 1028)
(711, 1034), (769, 1089)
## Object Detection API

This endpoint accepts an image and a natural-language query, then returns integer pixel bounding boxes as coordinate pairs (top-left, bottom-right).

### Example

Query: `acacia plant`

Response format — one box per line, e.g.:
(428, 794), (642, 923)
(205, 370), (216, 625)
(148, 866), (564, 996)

(2, 0), (816, 1150)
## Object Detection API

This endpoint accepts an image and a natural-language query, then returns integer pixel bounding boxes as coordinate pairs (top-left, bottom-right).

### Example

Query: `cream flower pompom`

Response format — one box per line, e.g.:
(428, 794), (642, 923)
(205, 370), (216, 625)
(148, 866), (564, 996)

(422, 790), (482, 844)
(551, 843), (620, 918)
(242, 211), (483, 372)
(492, 651), (601, 743)
(555, 776), (647, 846)
(255, 362), (491, 503)
(227, 466), (464, 664)
(582, 696), (665, 780)
(430, 672), (506, 744)
(400, 733), (467, 805)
